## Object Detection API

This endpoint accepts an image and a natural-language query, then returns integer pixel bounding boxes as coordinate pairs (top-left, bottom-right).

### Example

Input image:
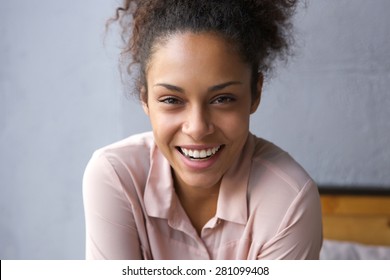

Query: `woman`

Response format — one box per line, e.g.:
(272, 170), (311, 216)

(83, 0), (323, 259)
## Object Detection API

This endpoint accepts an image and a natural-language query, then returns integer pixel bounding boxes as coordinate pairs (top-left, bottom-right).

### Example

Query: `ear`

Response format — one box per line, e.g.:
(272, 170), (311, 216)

(141, 86), (149, 116)
(142, 101), (149, 116)
(250, 73), (263, 114)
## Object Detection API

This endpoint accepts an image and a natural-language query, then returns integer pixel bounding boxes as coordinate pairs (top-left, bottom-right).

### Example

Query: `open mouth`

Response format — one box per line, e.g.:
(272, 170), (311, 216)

(176, 145), (223, 160)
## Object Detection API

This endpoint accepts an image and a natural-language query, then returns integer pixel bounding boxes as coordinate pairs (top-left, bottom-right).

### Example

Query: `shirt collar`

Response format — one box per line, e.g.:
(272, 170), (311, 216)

(216, 133), (255, 225)
(144, 133), (255, 225)
(144, 143), (175, 219)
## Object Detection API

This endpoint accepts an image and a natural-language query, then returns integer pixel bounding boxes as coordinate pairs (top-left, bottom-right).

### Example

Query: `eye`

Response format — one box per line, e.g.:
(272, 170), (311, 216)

(211, 95), (236, 104)
(159, 97), (183, 105)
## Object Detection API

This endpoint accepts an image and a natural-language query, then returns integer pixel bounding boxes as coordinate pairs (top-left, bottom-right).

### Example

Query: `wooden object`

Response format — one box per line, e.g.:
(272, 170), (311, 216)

(320, 190), (390, 246)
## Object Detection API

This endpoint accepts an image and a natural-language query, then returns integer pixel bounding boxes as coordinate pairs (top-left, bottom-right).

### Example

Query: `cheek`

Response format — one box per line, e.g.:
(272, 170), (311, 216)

(148, 109), (182, 141)
(214, 110), (250, 136)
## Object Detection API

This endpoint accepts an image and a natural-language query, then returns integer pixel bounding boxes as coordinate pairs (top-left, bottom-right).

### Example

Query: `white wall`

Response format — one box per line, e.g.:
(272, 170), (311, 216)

(1, 0), (389, 259)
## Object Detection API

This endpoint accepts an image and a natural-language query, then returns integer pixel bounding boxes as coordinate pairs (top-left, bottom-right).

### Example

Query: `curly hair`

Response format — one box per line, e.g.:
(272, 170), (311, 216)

(111, 0), (298, 101)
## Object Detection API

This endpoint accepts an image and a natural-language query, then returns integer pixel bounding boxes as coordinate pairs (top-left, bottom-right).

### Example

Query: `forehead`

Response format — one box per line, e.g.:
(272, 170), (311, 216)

(146, 32), (251, 83)
(157, 31), (233, 53)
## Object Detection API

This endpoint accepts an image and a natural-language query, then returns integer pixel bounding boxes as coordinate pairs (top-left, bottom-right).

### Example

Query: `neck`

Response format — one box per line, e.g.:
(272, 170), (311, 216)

(173, 171), (220, 235)
(173, 173), (220, 203)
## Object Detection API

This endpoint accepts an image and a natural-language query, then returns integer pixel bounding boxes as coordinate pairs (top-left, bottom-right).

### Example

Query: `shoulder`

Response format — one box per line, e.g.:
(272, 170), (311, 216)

(247, 135), (322, 253)
(83, 132), (155, 190)
(250, 135), (315, 195)
(90, 131), (154, 170)
(92, 131), (154, 161)
(247, 135), (320, 220)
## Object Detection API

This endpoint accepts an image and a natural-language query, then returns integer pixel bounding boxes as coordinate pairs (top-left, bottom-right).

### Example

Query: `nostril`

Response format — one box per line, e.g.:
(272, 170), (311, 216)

(182, 116), (214, 139)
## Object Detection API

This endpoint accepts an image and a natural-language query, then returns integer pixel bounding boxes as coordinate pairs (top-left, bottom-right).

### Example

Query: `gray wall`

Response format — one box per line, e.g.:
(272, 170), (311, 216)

(1, 0), (389, 259)
(253, 1), (390, 186)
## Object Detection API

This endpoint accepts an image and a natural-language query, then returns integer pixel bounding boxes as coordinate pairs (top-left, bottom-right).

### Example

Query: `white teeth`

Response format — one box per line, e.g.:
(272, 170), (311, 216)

(193, 150), (200, 158)
(180, 146), (221, 159)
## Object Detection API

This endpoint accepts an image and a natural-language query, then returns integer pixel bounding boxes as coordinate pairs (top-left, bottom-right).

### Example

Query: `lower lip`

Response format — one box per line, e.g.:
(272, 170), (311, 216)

(177, 148), (223, 171)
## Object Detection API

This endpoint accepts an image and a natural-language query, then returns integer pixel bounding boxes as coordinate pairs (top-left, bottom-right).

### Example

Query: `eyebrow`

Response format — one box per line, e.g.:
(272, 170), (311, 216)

(154, 81), (242, 93)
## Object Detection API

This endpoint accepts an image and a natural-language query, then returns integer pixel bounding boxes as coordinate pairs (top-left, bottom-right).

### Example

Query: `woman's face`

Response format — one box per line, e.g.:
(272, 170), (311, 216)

(143, 32), (261, 191)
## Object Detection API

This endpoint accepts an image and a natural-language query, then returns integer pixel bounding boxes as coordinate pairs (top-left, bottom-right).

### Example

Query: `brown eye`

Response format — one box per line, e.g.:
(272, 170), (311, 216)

(212, 95), (236, 104)
(159, 97), (182, 105)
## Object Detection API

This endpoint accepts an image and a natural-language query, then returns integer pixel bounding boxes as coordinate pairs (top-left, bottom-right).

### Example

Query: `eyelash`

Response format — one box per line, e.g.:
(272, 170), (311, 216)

(158, 95), (236, 105)
(159, 97), (182, 105)
(212, 95), (236, 104)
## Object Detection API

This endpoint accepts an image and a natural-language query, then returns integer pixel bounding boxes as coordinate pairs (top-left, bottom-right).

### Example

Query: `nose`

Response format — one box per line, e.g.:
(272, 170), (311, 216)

(182, 105), (214, 141)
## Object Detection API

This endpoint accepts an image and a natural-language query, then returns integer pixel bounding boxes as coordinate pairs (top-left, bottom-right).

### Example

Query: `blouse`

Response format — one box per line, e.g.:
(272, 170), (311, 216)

(83, 132), (322, 259)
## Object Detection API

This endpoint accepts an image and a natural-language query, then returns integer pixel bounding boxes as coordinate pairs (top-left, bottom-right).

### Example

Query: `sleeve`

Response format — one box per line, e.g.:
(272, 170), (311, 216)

(257, 180), (323, 260)
(82, 152), (143, 260)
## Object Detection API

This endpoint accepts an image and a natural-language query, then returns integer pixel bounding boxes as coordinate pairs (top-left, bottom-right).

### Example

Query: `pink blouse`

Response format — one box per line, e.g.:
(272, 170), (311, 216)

(83, 132), (322, 259)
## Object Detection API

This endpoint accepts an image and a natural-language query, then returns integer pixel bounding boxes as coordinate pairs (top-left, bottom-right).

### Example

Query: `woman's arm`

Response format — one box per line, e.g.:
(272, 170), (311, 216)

(258, 180), (323, 260)
(83, 153), (142, 260)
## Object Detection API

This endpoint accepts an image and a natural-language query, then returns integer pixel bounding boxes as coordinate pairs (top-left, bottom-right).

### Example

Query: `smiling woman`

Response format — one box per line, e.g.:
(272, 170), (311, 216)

(83, 0), (322, 260)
